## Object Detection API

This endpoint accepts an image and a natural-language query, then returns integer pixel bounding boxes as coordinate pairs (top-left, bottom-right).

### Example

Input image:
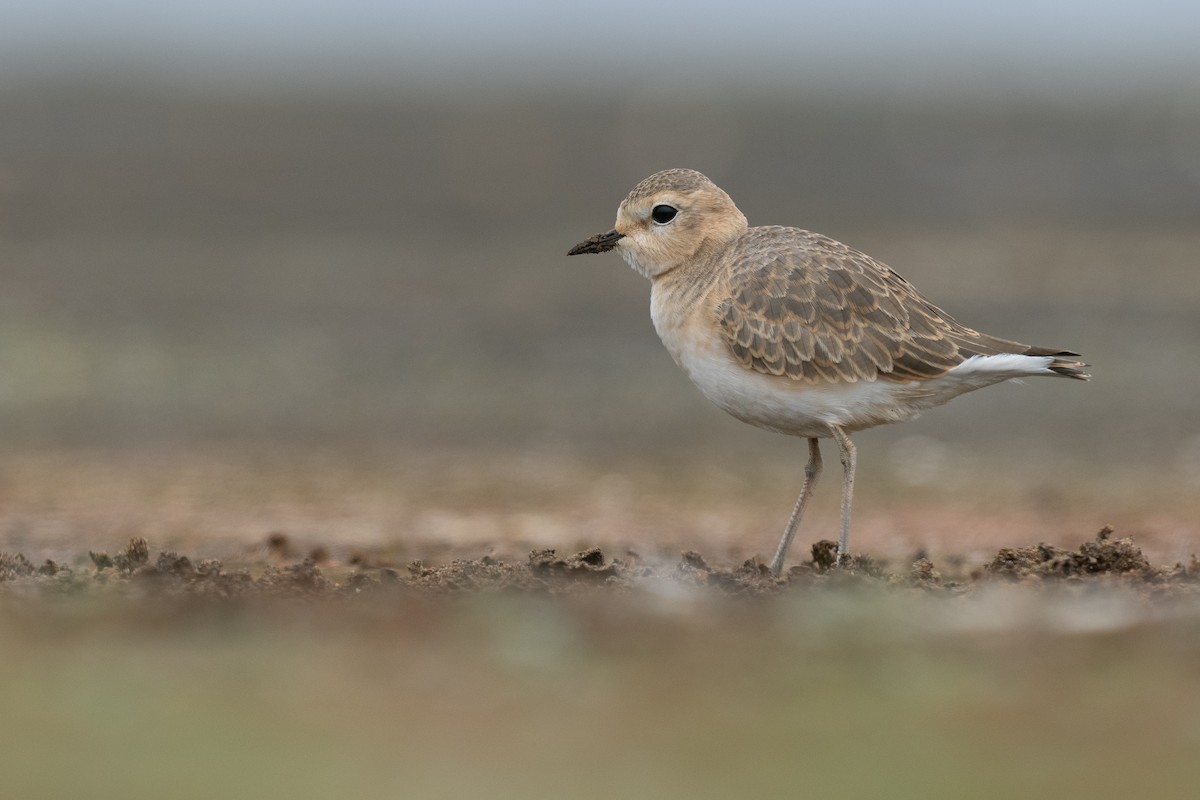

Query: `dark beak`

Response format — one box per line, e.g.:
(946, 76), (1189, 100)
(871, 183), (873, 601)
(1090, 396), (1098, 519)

(567, 229), (624, 255)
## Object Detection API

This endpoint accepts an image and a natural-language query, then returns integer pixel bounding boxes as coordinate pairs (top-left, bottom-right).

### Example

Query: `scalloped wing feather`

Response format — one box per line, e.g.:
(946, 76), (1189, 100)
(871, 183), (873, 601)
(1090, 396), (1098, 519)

(715, 228), (1061, 384)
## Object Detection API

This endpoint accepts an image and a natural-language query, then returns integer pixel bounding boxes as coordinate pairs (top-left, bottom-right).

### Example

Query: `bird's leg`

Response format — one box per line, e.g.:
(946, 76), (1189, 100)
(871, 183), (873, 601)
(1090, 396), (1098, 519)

(829, 425), (856, 563)
(769, 437), (822, 576)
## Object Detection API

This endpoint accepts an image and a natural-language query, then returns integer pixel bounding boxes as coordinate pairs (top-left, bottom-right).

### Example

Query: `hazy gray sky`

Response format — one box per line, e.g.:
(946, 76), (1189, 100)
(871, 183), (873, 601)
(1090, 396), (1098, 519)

(5, 0), (1200, 91)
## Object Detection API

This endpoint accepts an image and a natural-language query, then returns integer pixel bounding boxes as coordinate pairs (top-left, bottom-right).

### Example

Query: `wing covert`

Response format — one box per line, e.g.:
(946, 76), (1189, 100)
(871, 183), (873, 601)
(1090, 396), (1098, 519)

(715, 228), (1001, 383)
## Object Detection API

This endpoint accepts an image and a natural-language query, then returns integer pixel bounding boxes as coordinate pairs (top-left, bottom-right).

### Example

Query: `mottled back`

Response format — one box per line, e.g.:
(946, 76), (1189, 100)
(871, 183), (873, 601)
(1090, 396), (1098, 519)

(716, 227), (1082, 383)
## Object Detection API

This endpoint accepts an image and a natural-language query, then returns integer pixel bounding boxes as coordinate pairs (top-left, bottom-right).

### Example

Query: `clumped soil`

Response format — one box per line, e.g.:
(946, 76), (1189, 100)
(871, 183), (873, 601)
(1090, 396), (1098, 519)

(2, 526), (1197, 602)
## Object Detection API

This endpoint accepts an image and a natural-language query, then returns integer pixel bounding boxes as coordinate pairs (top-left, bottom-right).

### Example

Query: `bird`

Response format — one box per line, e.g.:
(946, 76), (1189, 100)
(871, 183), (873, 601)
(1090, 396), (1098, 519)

(567, 168), (1089, 575)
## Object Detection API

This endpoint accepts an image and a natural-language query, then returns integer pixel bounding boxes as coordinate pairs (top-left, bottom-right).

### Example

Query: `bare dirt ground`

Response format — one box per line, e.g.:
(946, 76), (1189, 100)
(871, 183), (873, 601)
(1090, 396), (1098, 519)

(4, 524), (1197, 602)
(5, 525), (1200, 800)
(4, 458), (1200, 800)
(2, 447), (1198, 603)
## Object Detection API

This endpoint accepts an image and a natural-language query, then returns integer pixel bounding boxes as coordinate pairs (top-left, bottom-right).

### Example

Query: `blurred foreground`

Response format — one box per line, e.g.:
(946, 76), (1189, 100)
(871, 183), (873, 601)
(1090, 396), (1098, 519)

(2, 531), (1200, 800)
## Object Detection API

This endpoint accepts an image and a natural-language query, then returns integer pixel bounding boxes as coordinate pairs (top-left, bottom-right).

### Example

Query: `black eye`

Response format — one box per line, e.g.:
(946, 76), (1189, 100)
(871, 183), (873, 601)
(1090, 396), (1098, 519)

(651, 205), (678, 224)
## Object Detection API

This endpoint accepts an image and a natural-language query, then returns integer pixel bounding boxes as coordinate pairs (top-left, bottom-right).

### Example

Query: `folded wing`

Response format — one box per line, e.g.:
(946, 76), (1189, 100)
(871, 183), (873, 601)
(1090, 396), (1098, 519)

(716, 228), (1088, 383)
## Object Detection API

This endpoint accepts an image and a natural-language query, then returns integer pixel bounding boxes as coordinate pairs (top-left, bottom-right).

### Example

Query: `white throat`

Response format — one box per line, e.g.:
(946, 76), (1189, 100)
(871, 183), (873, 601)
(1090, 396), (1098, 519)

(619, 244), (679, 280)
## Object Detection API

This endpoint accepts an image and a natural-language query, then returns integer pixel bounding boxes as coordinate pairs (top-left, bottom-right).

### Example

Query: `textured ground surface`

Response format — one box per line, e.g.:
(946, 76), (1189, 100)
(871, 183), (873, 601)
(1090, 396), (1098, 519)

(5, 528), (1200, 800)
(4, 526), (1198, 601)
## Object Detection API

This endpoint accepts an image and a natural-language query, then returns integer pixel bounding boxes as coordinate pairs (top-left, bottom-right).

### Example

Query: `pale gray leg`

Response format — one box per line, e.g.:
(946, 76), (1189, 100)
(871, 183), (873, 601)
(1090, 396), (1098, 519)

(830, 425), (856, 562)
(769, 437), (822, 576)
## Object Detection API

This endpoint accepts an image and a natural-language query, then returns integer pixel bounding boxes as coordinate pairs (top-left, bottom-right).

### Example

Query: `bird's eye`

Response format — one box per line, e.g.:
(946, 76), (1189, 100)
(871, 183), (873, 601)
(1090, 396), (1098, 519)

(651, 205), (678, 224)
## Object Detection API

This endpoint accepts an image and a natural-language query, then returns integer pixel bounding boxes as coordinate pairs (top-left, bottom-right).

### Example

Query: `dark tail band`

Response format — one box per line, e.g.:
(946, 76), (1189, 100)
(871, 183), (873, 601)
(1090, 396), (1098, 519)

(1026, 347), (1090, 380)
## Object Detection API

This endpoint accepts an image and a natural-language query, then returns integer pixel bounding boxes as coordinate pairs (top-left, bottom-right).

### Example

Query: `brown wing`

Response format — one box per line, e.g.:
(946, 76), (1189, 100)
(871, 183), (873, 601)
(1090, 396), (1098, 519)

(715, 227), (1063, 383)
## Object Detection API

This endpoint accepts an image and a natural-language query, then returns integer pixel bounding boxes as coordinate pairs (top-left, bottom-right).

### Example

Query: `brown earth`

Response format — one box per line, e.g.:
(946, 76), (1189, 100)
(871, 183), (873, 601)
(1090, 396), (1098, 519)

(4, 526), (1197, 603)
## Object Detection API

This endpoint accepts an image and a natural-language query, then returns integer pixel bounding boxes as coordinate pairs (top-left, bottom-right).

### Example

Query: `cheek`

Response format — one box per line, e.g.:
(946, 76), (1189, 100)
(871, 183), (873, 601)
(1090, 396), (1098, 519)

(678, 216), (704, 237)
(645, 232), (678, 260)
(661, 220), (702, 257)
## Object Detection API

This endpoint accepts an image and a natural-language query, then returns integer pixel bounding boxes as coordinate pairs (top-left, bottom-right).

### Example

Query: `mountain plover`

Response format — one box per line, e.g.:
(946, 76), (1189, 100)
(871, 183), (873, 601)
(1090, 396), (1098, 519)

(568, 168), (1088, 574)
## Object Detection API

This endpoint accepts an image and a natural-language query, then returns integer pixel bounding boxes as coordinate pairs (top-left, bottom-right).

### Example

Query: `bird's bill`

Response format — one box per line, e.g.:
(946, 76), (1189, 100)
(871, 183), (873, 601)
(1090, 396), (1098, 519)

(567, 229), (624, 255)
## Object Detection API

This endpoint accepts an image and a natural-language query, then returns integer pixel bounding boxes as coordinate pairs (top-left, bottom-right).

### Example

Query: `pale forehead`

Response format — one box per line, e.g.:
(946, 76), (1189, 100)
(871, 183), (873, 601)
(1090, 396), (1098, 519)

(625, 169), (716, 203)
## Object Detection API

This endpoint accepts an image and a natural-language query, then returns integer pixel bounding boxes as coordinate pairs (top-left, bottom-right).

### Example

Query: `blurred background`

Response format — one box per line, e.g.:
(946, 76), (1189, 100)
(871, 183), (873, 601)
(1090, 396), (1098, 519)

(7, 8), (1200, 797)
(1, 0), (1199, 561)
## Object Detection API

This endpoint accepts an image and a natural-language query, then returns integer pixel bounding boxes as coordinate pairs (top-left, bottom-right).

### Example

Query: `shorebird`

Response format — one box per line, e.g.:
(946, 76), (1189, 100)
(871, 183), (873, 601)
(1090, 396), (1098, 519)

(568, 168), (1089, 574)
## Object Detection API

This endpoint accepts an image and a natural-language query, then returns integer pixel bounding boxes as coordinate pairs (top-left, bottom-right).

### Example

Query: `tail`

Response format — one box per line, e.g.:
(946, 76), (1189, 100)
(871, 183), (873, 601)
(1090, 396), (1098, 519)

(948, 327), (1091, 381)
(1025, 346), (1090, 380)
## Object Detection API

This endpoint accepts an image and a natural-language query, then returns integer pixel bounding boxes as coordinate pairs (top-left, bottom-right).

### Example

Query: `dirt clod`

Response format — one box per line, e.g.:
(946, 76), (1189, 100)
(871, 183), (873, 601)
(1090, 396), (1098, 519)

(985, 527), (1158, 583)
(811, 540), (839, 571)
(1, 552), (36, 580)
(910, 558), (941, 586)
(1, 528), (1196, 602)
(155, 552), (194, 576)
(114, 538), (150, 572)
(528, 548), (619, 583)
